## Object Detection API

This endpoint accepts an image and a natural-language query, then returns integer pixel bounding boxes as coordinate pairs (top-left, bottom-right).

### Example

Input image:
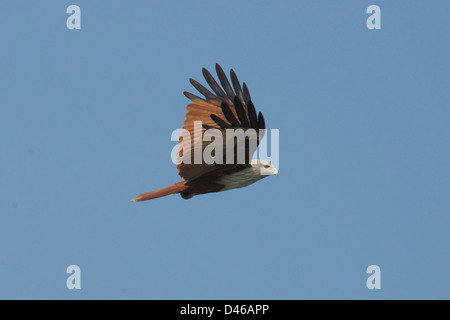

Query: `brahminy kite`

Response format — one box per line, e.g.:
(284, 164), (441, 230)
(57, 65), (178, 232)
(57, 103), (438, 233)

(132, 64), (278, 201)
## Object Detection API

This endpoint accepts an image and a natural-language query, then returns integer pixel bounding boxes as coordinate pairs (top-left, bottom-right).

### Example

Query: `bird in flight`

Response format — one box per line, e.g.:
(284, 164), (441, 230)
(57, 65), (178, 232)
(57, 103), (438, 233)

(132, 64), (278, 201)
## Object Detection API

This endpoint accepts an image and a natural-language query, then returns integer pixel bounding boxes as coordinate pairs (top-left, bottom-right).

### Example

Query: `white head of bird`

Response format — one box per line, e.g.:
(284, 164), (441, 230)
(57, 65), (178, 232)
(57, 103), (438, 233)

(251, 159), (278, 176)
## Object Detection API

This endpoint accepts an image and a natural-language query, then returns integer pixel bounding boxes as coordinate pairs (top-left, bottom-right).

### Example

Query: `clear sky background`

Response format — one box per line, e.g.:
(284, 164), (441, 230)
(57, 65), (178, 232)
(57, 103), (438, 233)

(0, 1), (449, 299)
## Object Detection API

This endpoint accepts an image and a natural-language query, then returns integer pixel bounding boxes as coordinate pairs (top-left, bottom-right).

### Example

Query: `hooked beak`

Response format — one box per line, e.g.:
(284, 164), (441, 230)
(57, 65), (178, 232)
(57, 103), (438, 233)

(273, 168), (278, 176)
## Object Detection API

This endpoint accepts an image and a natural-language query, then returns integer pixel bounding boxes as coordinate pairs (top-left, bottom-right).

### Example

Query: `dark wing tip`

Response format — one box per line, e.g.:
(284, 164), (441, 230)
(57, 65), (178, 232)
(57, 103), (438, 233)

(247, 100), (259, 130)
(202, 67), (228, 99)
(210, 114), (230, 129)
(233, 96), (250, 128)
(257, 112), (266, 130)
(221, 102), (240, 127)
(184, 91), (207, 102)
(242, 82), (251, 104)
(230, 68), (244, 103)
(190, 78), (216, 98)
(215, 64), (236, 100)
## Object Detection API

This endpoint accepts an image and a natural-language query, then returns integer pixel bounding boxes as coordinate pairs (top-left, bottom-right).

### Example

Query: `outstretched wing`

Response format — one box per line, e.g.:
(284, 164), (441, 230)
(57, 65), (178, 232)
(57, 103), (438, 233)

(177, 64), (266, 182)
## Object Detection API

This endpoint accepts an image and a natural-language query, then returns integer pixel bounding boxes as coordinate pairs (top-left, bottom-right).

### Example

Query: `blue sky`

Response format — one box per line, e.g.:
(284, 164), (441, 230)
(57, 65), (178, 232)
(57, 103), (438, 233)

(0, 1), (449, 299)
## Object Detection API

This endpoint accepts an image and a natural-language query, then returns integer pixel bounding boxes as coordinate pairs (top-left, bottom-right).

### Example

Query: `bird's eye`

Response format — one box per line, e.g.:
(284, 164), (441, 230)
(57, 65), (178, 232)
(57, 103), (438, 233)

(264, 165), (270, 168)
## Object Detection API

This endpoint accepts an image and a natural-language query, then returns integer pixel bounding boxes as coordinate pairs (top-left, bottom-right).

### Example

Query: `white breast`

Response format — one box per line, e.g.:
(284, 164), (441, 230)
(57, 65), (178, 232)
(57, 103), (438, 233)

(217, 167), (267, 191)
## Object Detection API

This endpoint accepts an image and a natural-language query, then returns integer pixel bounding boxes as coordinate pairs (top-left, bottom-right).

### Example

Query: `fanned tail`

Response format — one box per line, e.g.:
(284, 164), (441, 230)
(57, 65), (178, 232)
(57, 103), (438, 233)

(131, 181), (187, 202)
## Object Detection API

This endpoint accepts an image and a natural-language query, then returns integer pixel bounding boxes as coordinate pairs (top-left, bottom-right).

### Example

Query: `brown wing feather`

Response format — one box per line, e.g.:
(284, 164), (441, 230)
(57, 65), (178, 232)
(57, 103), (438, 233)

(177, 64), (266, 182)
(177, 101), (226, 181)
